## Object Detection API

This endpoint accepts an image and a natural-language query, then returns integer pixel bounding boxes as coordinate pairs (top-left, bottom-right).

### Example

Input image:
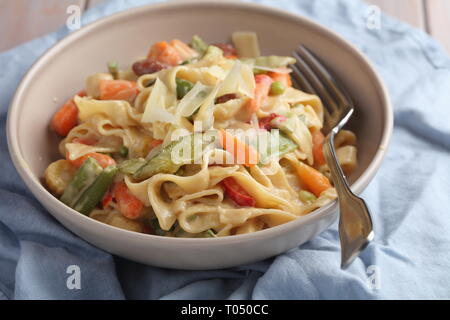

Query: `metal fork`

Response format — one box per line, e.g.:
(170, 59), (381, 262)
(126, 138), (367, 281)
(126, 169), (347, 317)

(291, 45), (374, 269)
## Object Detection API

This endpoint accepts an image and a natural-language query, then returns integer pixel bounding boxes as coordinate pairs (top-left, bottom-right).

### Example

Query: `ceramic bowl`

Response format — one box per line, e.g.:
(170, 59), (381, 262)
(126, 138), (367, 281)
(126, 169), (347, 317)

(7, 0), (392, 269)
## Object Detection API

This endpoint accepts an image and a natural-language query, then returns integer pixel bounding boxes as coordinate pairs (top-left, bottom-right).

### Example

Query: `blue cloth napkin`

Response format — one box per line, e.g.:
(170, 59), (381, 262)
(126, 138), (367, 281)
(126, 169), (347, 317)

(1, 0), (450, 300)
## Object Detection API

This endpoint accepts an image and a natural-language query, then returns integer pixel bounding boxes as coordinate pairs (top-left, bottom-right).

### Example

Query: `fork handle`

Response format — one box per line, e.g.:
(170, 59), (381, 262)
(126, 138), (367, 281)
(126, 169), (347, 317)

(323, 130), (374, 268)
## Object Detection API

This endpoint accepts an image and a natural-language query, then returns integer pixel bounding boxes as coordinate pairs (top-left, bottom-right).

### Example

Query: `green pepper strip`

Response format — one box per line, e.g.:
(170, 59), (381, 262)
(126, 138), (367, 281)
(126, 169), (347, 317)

(73, 165), (118, 215)
(60, 157), (103, 207)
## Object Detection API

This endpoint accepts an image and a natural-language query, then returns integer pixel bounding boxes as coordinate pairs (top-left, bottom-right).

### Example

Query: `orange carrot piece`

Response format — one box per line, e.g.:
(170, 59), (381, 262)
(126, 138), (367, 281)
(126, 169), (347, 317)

(147, 41), (182, 66)
(312, 130), (326, 167)
(294, 161), (331, 197)
(267, 71), (292, 87)
(218, 129), (259, 167)
(99, 79), (139, 102)
(51, 99), (78, 137)
(68, 152), (116, 169)
(169, 39), (198, 61)
(247, 74), (273, 113)
(113, 181), (144, 220)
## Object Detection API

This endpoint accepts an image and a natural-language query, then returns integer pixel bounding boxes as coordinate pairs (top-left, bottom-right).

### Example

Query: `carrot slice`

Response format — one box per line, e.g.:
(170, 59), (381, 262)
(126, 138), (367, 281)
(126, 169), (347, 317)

(68, 152), (116, 169)
(267, 71), (292, 87)
(312, 130), (326, 166)
(51, 99), (78, 137)
(113, 181), (144, 220)
(147, 41), (182, 66)
(218, 129), (259, 167)
(51, 90), (87, 136)
(247, 74), (273, 113)
(293, 161), (331, 197)
(99, 79), (139, 102)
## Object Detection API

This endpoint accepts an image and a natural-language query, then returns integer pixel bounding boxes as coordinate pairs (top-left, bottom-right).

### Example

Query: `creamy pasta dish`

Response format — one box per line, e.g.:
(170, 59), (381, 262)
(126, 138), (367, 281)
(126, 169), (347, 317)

(45, 32), (357, 237)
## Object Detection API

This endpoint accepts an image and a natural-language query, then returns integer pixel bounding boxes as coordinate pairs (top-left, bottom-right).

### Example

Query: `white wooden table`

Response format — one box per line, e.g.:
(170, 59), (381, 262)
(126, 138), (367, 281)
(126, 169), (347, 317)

(1, 0), (449, 53)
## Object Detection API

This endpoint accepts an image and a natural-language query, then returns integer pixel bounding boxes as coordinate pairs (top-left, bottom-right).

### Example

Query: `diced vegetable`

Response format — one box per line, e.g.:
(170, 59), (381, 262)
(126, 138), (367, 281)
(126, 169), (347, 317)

(68, 152), (116, 169)
(118, 158), (147, 175)
(86, 73), (113, 98)
(133, 135), (193, 180)
(101, 190), (113, 208)
(169, 39), (199, 61)
(147, 41), (182, 66)
(107, 61), (119, 79)
(132, 58), (168, 76)
(312, 130), (326, 166)
(73, 165), (118, 215)
(189, 35), (209, 56)
(119, 146), (129, 158)
(51, 98), (78, 137)
(270, 81), (286, 95)
(218, 129), (259, 167)
(247, 74), (273, 112)
(44, 160), (77, 195)
(60, 157), (103, 207)
(299, 190), (317, 204)
(293, 161), (332, 197)
(232, 32), (260, 58)
(113, 182), (144, 220)
(258, 113), (286, 131)
(176, 78), (195, 99)
(268, 71), (292, 88)
(215, 93), (237, 104)
(258, 131), (297, 164)
(99, 79), (139, 102)
(222, 177), (256, 207)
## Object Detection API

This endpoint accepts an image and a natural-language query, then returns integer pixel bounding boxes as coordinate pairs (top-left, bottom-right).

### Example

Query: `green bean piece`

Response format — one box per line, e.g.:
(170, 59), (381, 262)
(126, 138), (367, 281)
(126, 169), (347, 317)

(118, 158), (147, 175)
(189, 35), (209, 56)
(270, 81), (286, 95)
(176, 78), (194, 99)
(134, 134), (201, 180)
(60, 157), (103, 207)
(299, 190), (317, 204)
(107, 61), (119, 79)
(119, 146), (129, 158)
(73, 166), (118, 215)
(258, 131), (297, 164)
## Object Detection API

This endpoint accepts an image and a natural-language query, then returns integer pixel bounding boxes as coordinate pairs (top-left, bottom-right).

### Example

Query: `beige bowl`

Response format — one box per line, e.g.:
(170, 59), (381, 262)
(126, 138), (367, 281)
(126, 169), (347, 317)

(7, 1), (392, 269)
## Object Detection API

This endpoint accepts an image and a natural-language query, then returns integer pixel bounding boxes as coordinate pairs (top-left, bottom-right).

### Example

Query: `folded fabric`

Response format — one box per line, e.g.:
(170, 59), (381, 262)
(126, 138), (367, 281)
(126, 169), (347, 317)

(0, 0), (449, 299)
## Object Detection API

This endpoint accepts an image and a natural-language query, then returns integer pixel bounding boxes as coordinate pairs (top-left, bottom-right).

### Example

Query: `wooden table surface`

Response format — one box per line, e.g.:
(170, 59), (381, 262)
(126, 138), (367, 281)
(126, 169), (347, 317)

(1, 0), (449, 54)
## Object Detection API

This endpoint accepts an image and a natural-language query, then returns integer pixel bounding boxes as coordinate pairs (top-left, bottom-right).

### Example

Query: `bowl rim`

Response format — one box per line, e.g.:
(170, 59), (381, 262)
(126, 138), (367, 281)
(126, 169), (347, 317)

(6, 0), (393, 246)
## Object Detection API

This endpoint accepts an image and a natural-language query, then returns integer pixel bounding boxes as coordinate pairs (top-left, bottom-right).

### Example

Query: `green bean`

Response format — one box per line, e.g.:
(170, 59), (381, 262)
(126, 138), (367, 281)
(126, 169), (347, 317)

(189, 35), (209, 56)
(134, 134), (200, 180)
(176, 78), (194, 99)
(299, 190), (317, 204)
(60, 157), (103, 207)
(119, 146), (129, 158)
(118, 158), (147, 175)
(73, 166), (118, 215)
(270, 81), (286, 95)
(107, 61), (119, 79)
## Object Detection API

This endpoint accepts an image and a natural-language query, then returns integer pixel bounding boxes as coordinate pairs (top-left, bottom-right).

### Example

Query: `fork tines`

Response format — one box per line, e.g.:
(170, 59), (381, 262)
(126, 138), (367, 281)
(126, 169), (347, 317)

(291, 45), (354, 132)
